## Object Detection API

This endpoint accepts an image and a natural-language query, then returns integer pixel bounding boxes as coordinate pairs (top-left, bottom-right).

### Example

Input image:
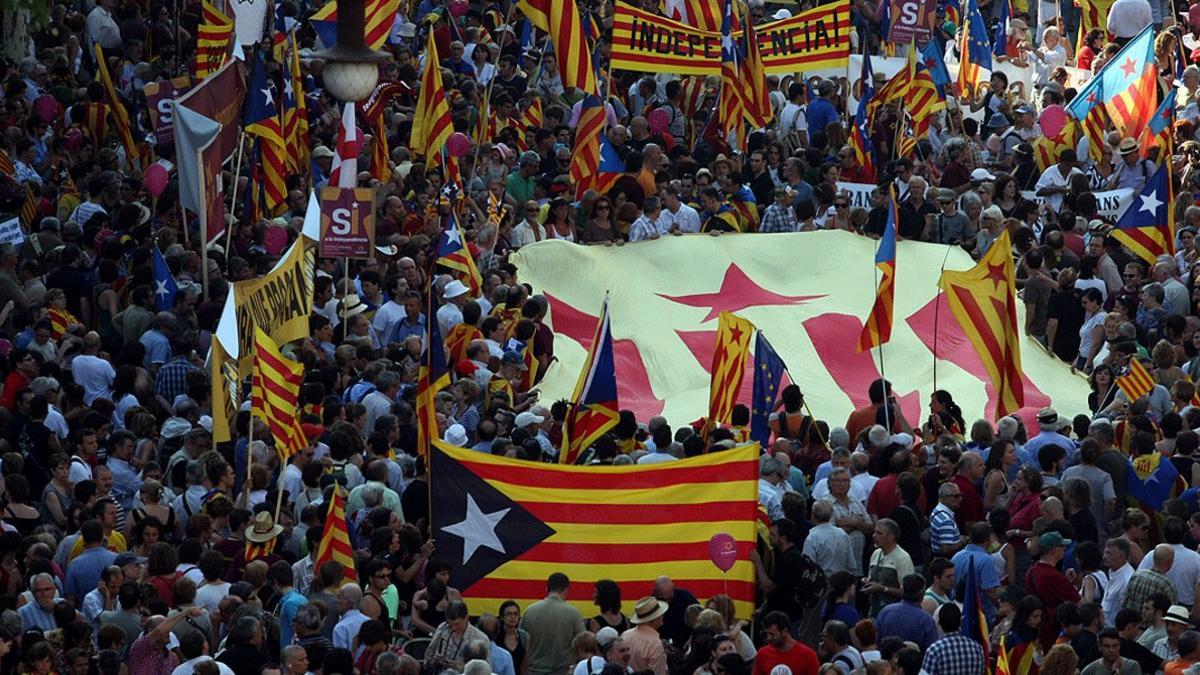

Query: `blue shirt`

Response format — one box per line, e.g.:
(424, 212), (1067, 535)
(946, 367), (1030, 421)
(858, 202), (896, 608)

(18, 603), (55, 632)
(279, 588), (306, 648)
(874, 601), (940, 651)
(491, 643), (516, 675)
(391, 313), (426, 344)
(64, 546), (117, 603)
(805, 98), (839, 135)
(1023, 431), (1074, 471)
(139, 329), (171, 369)
(107, 457), (141, 512)
(951, 544), (1001, 624)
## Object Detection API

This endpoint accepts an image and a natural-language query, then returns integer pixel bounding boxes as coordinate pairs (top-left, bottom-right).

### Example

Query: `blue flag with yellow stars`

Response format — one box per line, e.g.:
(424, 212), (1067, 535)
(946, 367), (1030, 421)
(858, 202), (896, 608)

(751, 331), (785, 448)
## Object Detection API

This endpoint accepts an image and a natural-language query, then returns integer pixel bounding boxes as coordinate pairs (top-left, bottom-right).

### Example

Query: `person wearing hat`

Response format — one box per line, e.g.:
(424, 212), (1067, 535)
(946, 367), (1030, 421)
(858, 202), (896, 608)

(984, 113), (1020, 171)
(489, 350), (534, 412)
(620, 597), (669, 675)
(1024, 407), (1075, 463)
(1115, 137), (1156, 192)
(806, 79), (839, 136)
(1012, 103), (1042, 142)
(437, 279), (471, 337)
(311, 146), (335, 186)
(1149, 605), (1193, 663)
(226, 511), (286, 581)
(925, 187), (972, 245)
(1026, 531), (1079, 650)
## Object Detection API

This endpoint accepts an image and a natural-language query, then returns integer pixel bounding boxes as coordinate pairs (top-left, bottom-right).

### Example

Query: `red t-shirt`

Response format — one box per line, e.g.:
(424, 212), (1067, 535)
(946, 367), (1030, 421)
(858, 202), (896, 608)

(950, 474), (985, 525)
(1026, 561), (1080, 651)
(752, 642), (819, 675)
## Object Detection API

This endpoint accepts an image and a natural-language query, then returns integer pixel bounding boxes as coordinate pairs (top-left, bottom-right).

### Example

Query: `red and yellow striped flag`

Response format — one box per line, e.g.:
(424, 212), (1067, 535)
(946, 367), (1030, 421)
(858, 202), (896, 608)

(94, 44), (140, 171)
(315, 483), (357, 583)
(704, 311), (755, 439)
(195, 0), (234, 80)
(938, 229), (1025, 420)
(411, 31), (453, 159)
(430, 440), (760, 617)
(19, 185), (38, 229)
(310, 0), (399, 50)
(1118, 358), (1156, 402)
(685, 0), (722, 31)
(80, 103), (109, 146)
(283, 32), (311, 172)
(517, 0), (599, 95)
(251, 328), (308, 460)
(245, 537), (278, 561)
(0, 149), (14, 177)
(445, 322), (483, 365)
(48, 307), (78, 341)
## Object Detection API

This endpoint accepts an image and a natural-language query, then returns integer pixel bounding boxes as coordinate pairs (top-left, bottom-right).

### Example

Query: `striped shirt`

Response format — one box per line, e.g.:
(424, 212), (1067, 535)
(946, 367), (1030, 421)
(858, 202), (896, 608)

(929, 502), (961, 555)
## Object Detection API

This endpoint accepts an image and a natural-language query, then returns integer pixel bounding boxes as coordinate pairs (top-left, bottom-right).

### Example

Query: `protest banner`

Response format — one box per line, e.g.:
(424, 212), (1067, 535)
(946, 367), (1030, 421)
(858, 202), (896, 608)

(837, 181), (877, 209)
(885, 0), (937, 45)
(0, 218), (24, 246)
(1019, 188), (1133, 219)
(319, 187), (376, 258)
(611, 0), (850, 76)
(143, 76), (192, 147)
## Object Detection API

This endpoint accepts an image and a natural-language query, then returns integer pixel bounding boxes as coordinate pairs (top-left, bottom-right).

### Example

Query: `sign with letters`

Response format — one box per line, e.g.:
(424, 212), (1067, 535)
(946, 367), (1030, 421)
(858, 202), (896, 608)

(886, 0), (937, 45)
(611, 0), (851, 76)
(143, 77), (192, 147)
(319, 187), (376, 258)
(0, 218), (24, 246)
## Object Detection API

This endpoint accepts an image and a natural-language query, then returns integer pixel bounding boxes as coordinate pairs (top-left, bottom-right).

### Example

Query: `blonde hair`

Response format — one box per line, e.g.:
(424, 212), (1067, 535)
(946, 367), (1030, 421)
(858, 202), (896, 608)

(1041, 644), (1080, 675)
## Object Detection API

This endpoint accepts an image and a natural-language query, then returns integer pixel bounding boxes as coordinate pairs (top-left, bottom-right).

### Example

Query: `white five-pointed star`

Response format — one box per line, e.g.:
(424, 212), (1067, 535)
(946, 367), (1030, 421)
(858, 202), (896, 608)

(155, 279), (170, 297)
(283, 77), (294, 100)
(441, 494), (509, 564)
(261, 87), (275, 108)
(1139, 190), (1162, 215)
(444, 226), (462, 246)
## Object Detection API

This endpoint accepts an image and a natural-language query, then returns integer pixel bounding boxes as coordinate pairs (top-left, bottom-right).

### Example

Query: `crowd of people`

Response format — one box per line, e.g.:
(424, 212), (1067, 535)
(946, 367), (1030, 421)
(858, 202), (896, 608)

(5, 0), (1200, 674)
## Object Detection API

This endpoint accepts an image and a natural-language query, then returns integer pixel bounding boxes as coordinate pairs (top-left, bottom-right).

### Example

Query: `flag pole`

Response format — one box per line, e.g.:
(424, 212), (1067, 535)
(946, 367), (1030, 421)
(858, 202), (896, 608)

(229, 130), (247, 220)
(932, 245), (953, 393)
(760, 330), (828, 448)
(871, 225), (891, 434)
(241, 399), (255, 509)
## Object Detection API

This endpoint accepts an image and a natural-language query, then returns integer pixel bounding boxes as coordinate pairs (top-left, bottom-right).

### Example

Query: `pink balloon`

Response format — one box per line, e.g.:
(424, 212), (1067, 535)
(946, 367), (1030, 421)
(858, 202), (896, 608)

(144, 163), (169, 198)
(648, 108), (670, 135)
(34, 95), (57, 123)
(64, 128), (83, 151)
(447, 132), (471, 158)
(708, 532), (738, 573)
(264, 226), (288, 255)
(1039, 105), (1067, 139)
(449, 0), (468, 16)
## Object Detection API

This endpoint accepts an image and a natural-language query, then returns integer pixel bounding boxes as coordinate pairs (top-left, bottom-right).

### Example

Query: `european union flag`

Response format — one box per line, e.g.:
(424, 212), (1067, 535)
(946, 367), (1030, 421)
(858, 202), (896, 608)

(153, 244), (178, 311)
(750, 332), (785, 448)
(964, 0), (993, 70)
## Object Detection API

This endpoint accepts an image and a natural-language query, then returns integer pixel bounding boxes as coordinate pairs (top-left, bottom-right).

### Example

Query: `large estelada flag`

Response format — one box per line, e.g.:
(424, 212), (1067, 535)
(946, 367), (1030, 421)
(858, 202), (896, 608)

(561, 297), (620, 464)
(431, 440), (759, 617)
(1111, 162), (1174, 266)
(1065, 25), (1157, 139)
(512, 232), (1089, 434)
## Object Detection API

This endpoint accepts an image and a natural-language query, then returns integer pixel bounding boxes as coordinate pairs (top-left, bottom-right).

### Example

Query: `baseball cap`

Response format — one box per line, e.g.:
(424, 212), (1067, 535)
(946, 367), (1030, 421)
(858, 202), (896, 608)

(515, 411), (545, 429)
(501, 350), (528, 370)
(1039, 532), (1072, 549)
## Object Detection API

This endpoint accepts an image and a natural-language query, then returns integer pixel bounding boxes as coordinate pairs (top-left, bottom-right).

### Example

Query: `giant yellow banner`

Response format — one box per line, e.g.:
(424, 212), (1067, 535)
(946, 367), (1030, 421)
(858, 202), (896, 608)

(511, 232), (1091, 432)
(610, 0), (851, 76)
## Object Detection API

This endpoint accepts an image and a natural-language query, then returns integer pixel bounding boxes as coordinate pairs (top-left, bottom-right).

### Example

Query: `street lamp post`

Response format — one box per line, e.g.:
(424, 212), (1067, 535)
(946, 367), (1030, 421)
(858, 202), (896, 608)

(315, 0), (388, 102)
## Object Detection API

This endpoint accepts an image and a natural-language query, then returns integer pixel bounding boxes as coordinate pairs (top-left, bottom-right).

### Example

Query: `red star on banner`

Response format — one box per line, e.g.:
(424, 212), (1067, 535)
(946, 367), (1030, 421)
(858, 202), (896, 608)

(906, 295), (1050, 422)
(984, 262), (1009, 291)
(676, 329), (757, 405)
(1120, 57), (1137, 78)
(545, 293), (665, 417)
(658, 264), (825, 322)
(1086, 92), (1098, 105)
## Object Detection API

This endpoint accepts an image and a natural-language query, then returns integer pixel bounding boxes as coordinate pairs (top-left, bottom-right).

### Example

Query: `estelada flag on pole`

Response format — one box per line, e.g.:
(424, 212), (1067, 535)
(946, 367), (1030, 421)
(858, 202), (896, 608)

(431, 440), (759, 617)
(561, 296), (620, 464)
(315, 483), (357, 582)
(1117, 357), (1156, 402)
(704, 311), (755, 439)
(938, 229), (1024, 420)
(517, 0), (599, 95)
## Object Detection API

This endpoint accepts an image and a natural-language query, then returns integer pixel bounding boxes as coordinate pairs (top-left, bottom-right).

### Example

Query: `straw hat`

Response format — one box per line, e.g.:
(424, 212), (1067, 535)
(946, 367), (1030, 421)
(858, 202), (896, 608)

(629, 597), (669, 625)
(244, 512), (284, 544)
(339, 294), (367, 318)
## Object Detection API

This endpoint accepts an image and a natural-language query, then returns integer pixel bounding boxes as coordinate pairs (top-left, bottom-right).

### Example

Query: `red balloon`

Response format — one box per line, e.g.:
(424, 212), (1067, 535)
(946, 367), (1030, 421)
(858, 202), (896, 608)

(34, 95), (57, 123)
(144, 163), (169, 198)
(449, 0), (468, 16)
(447, 132), (471, 158)
(707, 532), (737, 573)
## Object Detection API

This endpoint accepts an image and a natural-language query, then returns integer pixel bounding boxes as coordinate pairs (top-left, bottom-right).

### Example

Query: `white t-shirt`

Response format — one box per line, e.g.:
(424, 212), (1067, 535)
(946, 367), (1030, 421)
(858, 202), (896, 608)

(171, 657), (234, 675)
(779, 102), (809, 134)
(71, 354), (116, 405)
(195, 581), (231, 614)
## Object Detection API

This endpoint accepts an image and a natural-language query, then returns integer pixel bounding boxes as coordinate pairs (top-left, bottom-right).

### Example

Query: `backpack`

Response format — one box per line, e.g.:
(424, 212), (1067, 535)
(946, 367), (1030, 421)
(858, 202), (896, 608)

(793, 553), (828, 610)
(326, 459), (349, 487)
(779, 104), (807, 158)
